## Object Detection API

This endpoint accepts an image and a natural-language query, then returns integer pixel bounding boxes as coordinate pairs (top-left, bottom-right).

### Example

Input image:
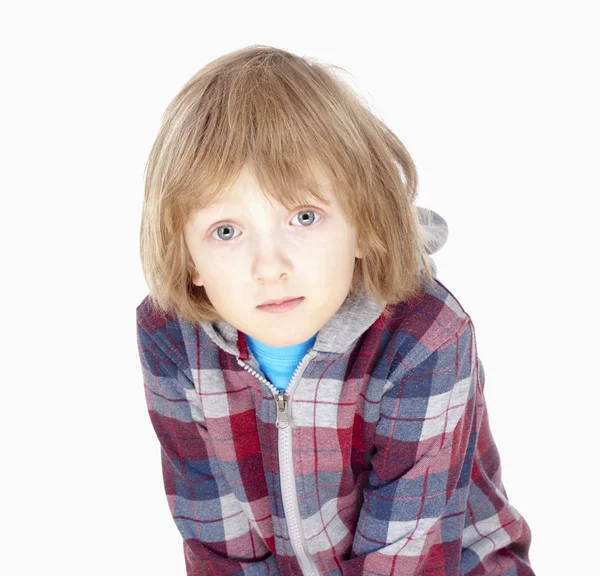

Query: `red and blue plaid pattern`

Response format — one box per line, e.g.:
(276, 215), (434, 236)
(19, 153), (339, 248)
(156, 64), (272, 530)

(136, 278), (535, 575)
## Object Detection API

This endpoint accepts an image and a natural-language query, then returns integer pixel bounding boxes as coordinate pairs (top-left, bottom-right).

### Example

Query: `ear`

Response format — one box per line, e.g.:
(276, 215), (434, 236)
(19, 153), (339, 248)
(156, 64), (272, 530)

(187, 257), (204, 287)
(190, 271), (204, 287)
(354, 231), (363, 259)
(355, 240), (363, 259)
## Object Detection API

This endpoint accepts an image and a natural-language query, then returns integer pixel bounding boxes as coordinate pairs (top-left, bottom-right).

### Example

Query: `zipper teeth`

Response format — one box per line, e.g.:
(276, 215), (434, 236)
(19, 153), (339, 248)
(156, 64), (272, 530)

(236, 358), (283, 397)
(237, 352), (320, 575)
(280, 427), (316, 575)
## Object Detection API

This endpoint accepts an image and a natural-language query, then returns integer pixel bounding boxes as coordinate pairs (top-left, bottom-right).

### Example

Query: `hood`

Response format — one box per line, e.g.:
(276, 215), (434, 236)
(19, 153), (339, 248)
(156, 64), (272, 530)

(198, 205), (448, 358)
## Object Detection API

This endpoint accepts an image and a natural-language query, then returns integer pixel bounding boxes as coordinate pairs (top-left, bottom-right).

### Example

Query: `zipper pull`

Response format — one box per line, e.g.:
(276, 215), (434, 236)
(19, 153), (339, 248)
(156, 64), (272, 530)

(275, 393), (290, 429)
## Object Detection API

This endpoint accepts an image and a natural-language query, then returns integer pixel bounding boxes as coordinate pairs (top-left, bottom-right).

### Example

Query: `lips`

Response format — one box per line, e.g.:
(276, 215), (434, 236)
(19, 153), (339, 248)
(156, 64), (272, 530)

(256, 297), (304, 313)
(258, 297), (302, 307)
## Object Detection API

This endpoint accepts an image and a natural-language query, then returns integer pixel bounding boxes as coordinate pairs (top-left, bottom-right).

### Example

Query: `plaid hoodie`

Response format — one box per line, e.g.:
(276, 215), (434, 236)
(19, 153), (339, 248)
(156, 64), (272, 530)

(136, 207), (535, 576)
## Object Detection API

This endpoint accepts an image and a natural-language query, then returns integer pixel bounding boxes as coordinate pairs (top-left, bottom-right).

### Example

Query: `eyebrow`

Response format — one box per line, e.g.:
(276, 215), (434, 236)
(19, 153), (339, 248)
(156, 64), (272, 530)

(202, 196), (331, 216)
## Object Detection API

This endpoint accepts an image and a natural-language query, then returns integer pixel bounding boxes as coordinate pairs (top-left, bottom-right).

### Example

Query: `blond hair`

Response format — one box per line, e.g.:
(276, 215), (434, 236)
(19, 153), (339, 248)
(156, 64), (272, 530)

(140, 45), (435, 324)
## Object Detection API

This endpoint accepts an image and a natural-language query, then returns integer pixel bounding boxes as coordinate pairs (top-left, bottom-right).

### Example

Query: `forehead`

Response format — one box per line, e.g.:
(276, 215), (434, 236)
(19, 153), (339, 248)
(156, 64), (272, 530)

(204, 165), (334, 211)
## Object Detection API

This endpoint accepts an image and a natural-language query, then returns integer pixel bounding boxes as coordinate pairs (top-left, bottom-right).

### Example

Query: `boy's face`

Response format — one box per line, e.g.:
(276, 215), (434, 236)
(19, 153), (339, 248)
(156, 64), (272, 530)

(184, 164), (363, 348)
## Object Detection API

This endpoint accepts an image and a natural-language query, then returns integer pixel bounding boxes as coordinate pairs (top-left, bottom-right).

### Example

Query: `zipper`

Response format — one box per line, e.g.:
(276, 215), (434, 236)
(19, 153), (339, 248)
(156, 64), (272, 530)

(275, 392), (291, 428)
(237, 351), (321, 576)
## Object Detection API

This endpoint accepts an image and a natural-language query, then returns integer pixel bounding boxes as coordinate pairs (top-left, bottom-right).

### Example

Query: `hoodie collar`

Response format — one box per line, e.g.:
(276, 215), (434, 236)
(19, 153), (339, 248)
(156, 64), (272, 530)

(199, 282), (387, 359)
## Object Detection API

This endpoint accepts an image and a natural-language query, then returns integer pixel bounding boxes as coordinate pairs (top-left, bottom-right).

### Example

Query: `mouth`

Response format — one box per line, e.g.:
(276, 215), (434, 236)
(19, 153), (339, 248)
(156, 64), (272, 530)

(256, 297), (305, 312)
(258, 296), (303, 307)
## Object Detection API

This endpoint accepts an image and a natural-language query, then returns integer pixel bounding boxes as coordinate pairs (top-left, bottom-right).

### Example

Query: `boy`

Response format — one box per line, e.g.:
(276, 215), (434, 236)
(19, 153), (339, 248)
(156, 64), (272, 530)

(136, 45), (535, 575)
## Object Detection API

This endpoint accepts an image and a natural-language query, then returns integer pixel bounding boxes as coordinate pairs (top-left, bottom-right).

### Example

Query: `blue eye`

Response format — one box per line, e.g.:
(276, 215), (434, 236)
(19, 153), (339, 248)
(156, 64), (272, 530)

(210, 208), (323, 243)
(211, 224), (239, 242)
(291, 208), (321, 227)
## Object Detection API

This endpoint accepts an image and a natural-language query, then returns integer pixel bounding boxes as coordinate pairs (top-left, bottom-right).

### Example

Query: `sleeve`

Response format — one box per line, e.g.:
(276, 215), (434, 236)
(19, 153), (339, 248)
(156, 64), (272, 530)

(136, 321), (282, 576)
(339, 321), (535, 576)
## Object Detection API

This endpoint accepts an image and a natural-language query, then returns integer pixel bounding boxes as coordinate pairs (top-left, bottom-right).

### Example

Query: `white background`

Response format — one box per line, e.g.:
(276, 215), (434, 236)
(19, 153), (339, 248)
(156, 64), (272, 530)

(2, 1), (597, 574)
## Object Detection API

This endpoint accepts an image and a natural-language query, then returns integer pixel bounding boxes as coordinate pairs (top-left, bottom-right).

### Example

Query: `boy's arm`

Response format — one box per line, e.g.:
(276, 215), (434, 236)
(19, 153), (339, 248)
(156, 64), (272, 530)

(136, 320), (281, 576)
(339, 321), (535, 576)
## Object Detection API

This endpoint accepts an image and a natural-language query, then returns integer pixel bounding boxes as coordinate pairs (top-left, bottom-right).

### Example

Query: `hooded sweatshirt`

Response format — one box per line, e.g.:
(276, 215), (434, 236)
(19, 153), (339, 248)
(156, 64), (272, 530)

(135, 206), (535, 576)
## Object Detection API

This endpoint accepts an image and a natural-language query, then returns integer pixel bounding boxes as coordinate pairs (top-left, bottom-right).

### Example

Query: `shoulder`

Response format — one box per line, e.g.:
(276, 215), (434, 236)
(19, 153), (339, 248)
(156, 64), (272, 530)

(379, 277), (474, 371)
(136, 294), (177, 335)
(135, 295), (193, 372)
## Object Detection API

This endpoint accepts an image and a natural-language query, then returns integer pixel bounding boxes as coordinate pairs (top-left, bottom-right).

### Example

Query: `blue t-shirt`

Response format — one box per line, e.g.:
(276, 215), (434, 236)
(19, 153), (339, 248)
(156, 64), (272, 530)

(244, 331), (318, 393)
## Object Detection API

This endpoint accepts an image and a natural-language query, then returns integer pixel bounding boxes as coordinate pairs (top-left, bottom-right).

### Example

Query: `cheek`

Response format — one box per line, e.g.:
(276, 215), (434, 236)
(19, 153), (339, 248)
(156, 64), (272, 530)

(202, 259), (232, 285)
(313, 236), (356, 263)
(308, 246), (356, 284)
